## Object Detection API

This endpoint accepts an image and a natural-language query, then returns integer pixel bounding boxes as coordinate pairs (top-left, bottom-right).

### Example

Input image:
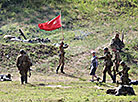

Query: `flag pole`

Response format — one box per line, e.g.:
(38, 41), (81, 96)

(60, 10), (64, 41)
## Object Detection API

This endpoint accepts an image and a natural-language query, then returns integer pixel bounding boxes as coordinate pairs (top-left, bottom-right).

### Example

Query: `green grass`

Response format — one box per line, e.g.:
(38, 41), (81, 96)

(0, 81), (138, 102)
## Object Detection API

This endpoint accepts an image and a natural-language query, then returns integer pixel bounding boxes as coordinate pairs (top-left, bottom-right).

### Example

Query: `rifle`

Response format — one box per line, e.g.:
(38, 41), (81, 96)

(121, 30), (124, 43)
(19, 29), (27, 40)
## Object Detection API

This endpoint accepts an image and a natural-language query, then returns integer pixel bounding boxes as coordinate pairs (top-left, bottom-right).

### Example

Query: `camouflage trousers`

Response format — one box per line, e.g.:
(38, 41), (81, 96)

(113, 63), (120, 82)
(102, 65), (115, 83)
(56, 56), (65, 73)
(121, 75), (130, 85)
(19, 69), (28, 84)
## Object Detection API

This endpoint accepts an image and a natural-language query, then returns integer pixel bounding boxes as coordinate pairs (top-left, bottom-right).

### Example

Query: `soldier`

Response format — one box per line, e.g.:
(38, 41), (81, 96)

(110, 33), (125, 52)
(118, 61), (130, 85)
(16, 49), (32, 84)
(56, 41), (68, 74)
(0, 74), (12, 81)
(99, 47), (116, 83)
(112, 48), (122, 82)
(106, 85), (136, 96)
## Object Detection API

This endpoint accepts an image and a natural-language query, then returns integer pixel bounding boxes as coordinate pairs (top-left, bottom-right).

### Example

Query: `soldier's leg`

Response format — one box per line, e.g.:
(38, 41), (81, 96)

(61, 59), (65, 74)
(113, 66), (116, 83)
(102, 66), (107, 82)
(20, 71), (24, 84)
(108, 66), (116, 83)
(61, 64), (65, 74)
(116, 63), (119, 72)
(123, 77), (130, 85)
(25, 71), (28, 84)
(56, 57), (62, 74)
(21, 76), (24, 84)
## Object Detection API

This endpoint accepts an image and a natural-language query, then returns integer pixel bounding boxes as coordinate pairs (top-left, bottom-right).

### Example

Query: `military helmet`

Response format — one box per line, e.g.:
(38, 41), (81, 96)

(20, 49), (26, 54)
(120, 61), (125, 65)
(104, 47), (108, 51)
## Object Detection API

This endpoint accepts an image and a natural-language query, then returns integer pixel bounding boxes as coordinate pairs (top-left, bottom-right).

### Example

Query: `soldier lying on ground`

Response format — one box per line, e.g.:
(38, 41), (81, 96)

(106, 85), (136, 96)
(0, 74), (12, 81)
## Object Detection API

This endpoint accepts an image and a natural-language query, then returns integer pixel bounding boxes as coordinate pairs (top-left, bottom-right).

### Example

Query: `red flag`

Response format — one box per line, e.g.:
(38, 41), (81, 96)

(38, 15), (62, 31)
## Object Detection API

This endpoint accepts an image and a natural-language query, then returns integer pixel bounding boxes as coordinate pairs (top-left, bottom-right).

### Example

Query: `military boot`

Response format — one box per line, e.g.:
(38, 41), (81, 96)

(111, 75), (116, 83)
(25, 74), (28, 84)
(56, 65), (60, 74)
(102, 73), (106, 83)
(21, 76), (24, 84)
(61, 65), (65, 74)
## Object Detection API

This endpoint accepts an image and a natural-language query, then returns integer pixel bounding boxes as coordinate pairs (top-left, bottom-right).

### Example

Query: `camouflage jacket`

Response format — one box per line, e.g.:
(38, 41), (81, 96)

(110, 38), (125, 50)
(99, 52), (113, 66)
(113, 51), (121, 63)
(121, 65), (130, 77)
(59, 44), (68, 56)
(16, 53), (32, 71)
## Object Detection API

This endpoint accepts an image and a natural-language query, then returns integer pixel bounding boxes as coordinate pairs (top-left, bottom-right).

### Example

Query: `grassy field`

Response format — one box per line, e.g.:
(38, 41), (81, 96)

(0, 78), (138, 102)
(0, 0), (138, 102)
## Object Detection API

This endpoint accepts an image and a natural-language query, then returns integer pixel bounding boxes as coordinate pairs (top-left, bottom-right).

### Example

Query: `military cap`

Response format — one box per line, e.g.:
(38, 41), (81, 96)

(20, 49), (26, 54)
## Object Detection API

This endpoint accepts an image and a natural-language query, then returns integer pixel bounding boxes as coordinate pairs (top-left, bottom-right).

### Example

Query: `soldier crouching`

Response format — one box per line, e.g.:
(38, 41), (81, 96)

(16, 49), (32, 84)
(118, 61), (131, 85)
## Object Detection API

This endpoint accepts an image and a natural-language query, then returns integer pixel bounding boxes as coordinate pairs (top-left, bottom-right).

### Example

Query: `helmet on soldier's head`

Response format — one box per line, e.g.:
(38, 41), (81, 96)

(20, 49), (26, 54)
(104, 47), (108, 51)
(120, 61), (125, 65)
(115, 34), (119, 38)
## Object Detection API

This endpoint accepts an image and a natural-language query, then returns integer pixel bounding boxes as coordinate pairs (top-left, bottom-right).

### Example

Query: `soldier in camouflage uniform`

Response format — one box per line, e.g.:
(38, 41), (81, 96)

(112, 48), (122, 82)
(110, 34), (125, 52)
(16, 49), (32, 84)
(106, 85), (136, 96)
(99, 47), (116, 83)
(56, 41), (68, 74)
(118, 61), (130, 85)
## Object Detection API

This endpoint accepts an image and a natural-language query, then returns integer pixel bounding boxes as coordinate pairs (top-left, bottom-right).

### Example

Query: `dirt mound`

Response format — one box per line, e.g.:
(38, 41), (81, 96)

(0, 43), (58, 70)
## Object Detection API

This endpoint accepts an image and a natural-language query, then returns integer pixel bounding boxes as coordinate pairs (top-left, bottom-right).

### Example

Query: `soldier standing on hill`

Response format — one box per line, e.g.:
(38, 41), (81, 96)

(112, 48), (122, 82)
(56, 41), (68, 74)
(99, 47), (116, 83)
(16, 49), (32, 84)
(110, 33), (125, 52)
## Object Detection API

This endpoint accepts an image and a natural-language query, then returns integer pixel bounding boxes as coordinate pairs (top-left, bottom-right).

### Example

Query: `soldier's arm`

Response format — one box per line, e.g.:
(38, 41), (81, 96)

(110, 39), (115, 48)
(26, 55), (32, 66)
(119, 38), (125, 47)
(98, 56), (105, 60)
(16, 57), (20, 70)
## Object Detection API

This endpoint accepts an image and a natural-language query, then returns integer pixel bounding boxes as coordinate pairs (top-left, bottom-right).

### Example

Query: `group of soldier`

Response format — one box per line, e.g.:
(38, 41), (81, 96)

(90, 33), (131, 85)
(16, 40), (69, 84)
(15, 32), (130, 86)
